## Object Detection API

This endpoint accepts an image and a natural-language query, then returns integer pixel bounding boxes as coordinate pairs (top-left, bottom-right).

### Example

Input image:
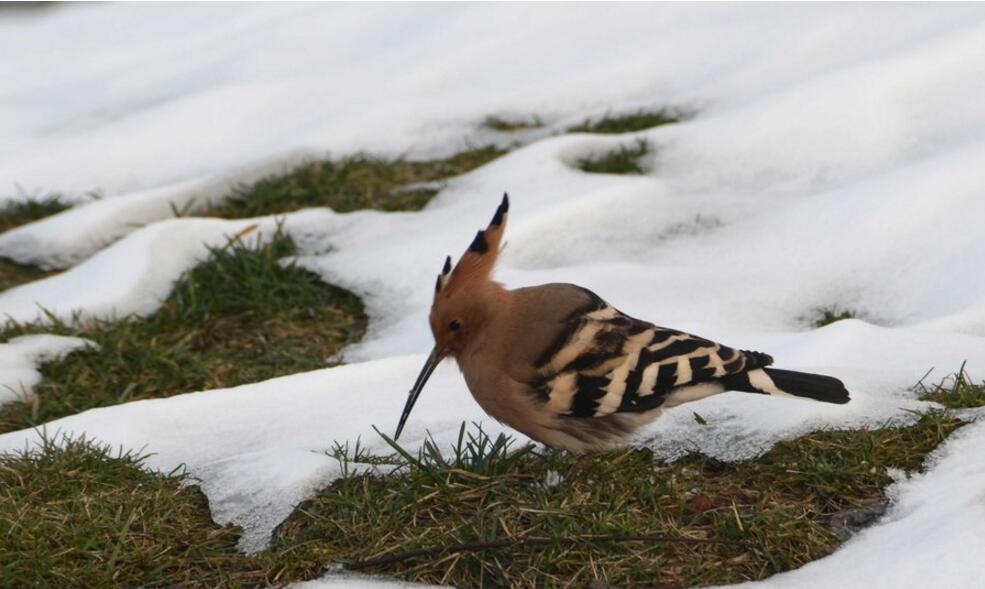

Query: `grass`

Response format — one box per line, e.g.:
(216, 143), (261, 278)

(0, 194), (70, 233)
(0, 195), (70, 291)
(0, 258), (57, 292)
(0, 372), (978, 588)
(482, 115), (545, 132)
(568, 109), (688, 134)
(0, 231), (367, 434)
(577, 139), (650, 175)
(266, 410), (962, 587)
(916, 364), (985, 409)
(812, 306), (858, 328)
(0, 435), (265, 589)
(205, 146), (505, 219)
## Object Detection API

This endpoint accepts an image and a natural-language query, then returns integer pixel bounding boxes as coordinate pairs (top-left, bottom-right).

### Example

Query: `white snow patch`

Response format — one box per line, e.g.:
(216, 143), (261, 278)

(288, 571), (441, 589)
(0, 335), (94, 407)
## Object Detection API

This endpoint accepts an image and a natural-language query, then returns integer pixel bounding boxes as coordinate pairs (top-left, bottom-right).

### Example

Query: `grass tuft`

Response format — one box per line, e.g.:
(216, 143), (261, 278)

(373, 422), (539, 479)
(0, 435), (264, 589)
(577, 139), (650, 175)
(916, 364), (985, 409)
(812, 306), (858, 328)
(481, 115), (545, 132)
(568, 108), (688, 134)
(0, 194), (70, 233)
(207, 146), (505, 219)
(0, 231), (366, 434)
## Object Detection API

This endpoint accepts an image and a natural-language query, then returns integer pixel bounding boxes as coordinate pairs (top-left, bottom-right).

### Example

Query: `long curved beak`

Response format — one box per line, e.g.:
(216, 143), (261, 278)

(394, 346), (446, 441)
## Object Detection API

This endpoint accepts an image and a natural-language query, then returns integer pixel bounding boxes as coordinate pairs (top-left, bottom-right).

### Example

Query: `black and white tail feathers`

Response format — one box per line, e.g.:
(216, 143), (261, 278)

(722, 367), (850, 404)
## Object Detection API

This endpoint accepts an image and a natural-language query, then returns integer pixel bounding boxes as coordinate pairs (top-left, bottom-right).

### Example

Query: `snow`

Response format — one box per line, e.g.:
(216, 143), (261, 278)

(0, 335), (93, 407)
(288, 571), (441, 589)
(2, 2), (985, 586)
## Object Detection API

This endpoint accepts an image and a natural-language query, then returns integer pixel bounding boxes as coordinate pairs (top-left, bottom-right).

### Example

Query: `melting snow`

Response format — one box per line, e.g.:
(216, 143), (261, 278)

(0, 335), (93, 407)
(288, 572), (441, 589)
(2, 3), (985, 586)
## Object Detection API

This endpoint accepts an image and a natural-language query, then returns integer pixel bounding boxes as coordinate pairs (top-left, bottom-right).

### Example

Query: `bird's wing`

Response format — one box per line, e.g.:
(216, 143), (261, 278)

(530, 292), (772, 418)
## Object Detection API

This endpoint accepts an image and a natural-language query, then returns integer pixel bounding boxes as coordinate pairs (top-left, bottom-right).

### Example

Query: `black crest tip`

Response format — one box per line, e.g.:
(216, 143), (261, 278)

(469, 230), (489, 253)
(442, 255), (452, 274)
(435, 274), (442, 293)
(490, 193), (509, 226)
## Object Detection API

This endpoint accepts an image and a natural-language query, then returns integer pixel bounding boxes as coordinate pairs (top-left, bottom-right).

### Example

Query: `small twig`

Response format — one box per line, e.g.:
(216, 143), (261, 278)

(345, 534), (753, 570)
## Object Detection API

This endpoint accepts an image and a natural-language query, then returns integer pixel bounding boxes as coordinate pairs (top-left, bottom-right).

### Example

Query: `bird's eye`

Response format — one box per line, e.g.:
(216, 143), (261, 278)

(449, 320), (462, 332)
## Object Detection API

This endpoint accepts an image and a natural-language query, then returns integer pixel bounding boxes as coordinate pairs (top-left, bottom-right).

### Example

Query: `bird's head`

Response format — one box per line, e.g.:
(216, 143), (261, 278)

(395, 193), (510, 440)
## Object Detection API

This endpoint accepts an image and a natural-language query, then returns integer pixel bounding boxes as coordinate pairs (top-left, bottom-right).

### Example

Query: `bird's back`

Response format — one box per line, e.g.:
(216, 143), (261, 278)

(499, 284), (768, 413)
(498, 283), (603, 383)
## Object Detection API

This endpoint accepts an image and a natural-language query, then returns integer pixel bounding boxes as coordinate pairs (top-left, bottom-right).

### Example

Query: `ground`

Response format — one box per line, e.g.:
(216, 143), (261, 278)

(2, 4), (985, 589)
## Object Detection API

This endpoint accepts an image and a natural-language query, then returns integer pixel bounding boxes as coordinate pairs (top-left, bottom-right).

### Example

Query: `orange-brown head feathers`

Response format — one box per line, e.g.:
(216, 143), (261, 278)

(395, 193), (510, 440)
(429, 193), (509, 356)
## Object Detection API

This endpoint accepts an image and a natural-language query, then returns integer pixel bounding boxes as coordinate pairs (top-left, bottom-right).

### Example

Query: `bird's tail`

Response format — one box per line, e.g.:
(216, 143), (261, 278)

(721, 368), (850, 404)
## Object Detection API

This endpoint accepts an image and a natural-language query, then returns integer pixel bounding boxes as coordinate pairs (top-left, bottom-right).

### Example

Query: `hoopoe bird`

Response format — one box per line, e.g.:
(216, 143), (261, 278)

(395, 194), (850, 453)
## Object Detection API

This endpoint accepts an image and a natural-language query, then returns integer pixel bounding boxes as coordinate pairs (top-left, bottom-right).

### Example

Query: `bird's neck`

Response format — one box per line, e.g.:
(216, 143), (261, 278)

(454, 281), (510, 359)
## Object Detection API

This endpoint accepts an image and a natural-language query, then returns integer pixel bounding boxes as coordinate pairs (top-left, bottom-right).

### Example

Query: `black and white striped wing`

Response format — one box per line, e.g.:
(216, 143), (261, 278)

(532, 299), (773, 418)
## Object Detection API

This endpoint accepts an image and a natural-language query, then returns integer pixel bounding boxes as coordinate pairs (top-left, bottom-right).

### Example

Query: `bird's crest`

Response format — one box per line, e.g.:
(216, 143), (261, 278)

(434, 193), (509, 297)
